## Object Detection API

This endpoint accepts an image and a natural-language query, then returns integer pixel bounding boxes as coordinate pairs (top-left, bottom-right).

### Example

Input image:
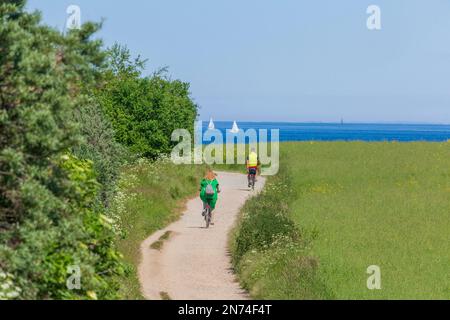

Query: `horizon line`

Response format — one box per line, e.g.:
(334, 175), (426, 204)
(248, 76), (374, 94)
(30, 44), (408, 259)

(200, 120), (450, 126)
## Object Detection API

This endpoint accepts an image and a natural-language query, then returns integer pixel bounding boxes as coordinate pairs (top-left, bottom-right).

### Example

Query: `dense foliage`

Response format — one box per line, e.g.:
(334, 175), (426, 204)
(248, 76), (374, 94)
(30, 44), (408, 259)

(97, 44), (198, 159)
(73, 102), (128, 205)
(0, 2), (126, 299)
(0, 1), (198, 299)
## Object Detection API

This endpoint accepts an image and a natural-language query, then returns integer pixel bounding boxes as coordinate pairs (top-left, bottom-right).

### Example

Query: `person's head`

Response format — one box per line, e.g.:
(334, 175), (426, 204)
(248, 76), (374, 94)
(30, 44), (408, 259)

(250, 147), (257, 154)
(205, 169), (216, 181)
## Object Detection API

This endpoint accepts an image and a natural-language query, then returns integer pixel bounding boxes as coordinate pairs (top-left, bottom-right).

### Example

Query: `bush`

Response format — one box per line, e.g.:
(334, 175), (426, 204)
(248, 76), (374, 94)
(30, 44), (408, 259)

(0, 1), (201, 300)
(57, 154), (124, 299)
(73, 102), (128, 205)
(0, 154), (124, 299)
(0, 3), (123, 299)
(97, 44), (198, 158)
(0, 270), (22, 300)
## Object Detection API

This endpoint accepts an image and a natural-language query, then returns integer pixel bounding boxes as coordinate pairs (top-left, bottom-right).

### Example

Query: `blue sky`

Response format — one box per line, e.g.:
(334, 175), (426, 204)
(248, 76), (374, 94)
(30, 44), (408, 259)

(27, 0), (450, 123)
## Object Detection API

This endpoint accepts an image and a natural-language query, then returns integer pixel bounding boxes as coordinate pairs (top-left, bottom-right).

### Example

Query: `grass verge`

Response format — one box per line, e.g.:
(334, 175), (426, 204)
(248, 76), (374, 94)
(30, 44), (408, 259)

(229, 167), (334, 299)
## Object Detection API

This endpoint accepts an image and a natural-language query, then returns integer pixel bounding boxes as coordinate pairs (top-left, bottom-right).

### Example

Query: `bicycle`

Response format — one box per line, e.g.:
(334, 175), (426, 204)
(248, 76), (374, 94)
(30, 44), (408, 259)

(203, 202), (212, 228)
(248, 168), (257, 190)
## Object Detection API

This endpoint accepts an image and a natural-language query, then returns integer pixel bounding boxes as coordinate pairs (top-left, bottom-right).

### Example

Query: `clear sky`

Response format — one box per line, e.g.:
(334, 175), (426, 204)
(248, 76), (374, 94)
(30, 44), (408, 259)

(27, 0), (450, 124)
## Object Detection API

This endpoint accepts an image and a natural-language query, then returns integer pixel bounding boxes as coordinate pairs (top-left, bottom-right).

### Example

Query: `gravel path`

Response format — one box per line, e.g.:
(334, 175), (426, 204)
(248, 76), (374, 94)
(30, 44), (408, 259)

(138, 171), (265, 300)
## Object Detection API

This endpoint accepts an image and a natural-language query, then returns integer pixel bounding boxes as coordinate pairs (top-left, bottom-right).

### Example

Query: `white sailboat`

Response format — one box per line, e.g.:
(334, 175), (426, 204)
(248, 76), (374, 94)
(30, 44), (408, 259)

(230, 120), (240, 133)
(208, 118), (215, 130)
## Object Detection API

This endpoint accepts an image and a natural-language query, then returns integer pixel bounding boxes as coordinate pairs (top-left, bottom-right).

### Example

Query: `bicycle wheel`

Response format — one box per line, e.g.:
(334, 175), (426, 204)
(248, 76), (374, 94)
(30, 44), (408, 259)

(205, 207), (211, 228)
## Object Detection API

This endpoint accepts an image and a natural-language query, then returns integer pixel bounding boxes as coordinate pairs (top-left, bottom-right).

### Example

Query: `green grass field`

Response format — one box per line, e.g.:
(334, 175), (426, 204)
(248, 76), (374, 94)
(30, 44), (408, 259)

(231, 141), (450, 299)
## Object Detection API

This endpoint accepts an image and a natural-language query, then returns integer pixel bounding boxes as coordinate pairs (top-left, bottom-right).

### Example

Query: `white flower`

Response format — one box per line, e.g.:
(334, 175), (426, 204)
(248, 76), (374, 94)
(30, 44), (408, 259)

(6, 291), (19, 299)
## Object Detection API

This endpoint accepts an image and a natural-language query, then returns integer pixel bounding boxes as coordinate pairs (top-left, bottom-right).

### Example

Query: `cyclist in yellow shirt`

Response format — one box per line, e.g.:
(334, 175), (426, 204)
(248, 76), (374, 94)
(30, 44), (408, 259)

(246, 148), (260, 188)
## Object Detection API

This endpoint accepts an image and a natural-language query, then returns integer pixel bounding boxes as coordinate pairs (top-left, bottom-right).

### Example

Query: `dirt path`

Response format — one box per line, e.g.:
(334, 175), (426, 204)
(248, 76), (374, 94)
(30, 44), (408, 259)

(138, 172), (265, 300)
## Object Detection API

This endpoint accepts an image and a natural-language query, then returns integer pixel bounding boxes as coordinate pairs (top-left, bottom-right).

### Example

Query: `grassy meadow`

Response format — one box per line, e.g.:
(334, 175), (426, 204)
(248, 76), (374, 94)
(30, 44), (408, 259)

(230, 141), (450, 299)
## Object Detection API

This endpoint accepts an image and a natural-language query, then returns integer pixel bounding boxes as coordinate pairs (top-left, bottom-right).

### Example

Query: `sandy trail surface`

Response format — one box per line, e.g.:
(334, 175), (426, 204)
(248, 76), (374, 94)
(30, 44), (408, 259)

(138, 171), (265, 300)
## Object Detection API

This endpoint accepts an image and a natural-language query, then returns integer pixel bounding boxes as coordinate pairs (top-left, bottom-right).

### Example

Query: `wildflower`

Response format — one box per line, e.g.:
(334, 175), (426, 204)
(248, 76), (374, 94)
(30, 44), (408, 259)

(100, 214), (114, 225)
(6, 291), (19, 299)
(87, 291), (98, 300)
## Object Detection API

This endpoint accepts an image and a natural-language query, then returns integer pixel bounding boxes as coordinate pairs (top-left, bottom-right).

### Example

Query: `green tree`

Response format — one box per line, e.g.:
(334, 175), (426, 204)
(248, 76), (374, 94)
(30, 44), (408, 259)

(0, 0), (25, 10)
(98, 44), (198, 158)
(73, 102), (128, 205)
(0, 2), (123, 299)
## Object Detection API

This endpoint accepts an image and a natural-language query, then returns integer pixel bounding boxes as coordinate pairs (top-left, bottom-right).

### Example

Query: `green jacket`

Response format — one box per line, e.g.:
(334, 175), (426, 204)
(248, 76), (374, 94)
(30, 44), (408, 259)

(200, 178), (219, 207)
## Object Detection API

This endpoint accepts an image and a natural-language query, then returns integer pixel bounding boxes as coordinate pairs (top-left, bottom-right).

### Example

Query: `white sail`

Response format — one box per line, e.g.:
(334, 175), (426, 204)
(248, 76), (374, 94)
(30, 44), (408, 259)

(230, 121), (240, 133)
(208, 118), (215, 130)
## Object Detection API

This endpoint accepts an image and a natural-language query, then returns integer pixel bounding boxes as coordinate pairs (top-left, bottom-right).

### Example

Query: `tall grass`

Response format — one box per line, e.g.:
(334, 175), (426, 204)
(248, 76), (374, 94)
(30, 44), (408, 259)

(286, 141), (450, 299)
(231, 141), (450, 299)
(230, 169), (334, 299)
(110, 158), (205, 299)
(211, 143), (274, 173)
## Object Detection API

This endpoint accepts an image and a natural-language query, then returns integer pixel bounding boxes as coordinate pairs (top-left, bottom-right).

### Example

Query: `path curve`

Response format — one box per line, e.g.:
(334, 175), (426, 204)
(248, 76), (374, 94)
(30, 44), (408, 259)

(138, 172), (265, 300)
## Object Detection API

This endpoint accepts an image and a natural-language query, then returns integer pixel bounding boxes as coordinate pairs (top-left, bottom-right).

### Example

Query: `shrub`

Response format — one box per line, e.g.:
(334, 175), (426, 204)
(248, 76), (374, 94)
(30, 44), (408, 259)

(73, 102), (128, 205)
(0, 3), (123, 299)
(0, 270), (22, 300)
(97, 44), (198, 158)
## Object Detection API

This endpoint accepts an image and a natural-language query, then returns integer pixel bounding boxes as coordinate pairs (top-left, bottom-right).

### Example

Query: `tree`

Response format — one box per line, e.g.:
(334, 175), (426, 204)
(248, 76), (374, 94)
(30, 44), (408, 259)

(0, 2), (123, 299)
(98, 44), (198, 158)
(0, 0), (25, 10)
(73, 102), (128, 205)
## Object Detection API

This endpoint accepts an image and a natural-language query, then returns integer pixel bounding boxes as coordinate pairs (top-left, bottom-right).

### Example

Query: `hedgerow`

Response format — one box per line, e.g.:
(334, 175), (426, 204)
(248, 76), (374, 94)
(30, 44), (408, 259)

(97, 44), (198, 159)
(0, 0), (199, 300)
(0, 2), (122, 299)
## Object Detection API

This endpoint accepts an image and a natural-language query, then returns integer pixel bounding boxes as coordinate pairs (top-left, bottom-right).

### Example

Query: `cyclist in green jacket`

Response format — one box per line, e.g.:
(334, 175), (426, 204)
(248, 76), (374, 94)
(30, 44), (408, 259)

(199, 170), (220, 224)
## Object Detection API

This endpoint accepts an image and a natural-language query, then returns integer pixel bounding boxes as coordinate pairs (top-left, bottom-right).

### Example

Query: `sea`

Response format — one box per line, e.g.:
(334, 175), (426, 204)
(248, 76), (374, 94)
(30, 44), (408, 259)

(203, 122), (450, 142)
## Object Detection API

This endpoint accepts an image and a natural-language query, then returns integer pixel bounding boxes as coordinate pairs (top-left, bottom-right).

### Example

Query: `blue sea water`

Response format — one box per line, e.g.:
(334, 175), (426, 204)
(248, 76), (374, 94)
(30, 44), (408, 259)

(204, 122), (450, 142)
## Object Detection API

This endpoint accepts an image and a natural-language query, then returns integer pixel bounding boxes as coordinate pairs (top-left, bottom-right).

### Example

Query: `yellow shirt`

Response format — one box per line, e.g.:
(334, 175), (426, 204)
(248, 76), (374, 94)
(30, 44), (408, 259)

(248, 152), (258, 167)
